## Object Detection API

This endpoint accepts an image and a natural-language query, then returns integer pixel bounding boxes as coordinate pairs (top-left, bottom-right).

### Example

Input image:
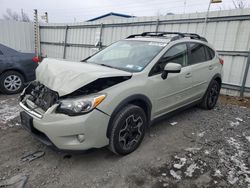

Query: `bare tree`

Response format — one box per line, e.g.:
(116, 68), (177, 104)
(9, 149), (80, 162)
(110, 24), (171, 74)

(3, 9), (19, 21)
(21, 9), (30, 22)
(232, 0), (247, 9)
(3, 8), (30, 22)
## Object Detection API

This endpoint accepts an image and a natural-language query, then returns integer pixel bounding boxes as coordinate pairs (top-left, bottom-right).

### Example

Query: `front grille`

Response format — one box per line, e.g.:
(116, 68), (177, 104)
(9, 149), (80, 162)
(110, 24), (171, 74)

(24, 82), (59, 111)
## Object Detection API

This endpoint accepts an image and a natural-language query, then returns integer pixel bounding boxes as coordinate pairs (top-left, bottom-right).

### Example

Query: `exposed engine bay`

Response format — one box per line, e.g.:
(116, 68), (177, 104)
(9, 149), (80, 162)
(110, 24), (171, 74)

(62, 76), (131, 98)
(20, 76), (131, 111)
(20, 81), (59, 111)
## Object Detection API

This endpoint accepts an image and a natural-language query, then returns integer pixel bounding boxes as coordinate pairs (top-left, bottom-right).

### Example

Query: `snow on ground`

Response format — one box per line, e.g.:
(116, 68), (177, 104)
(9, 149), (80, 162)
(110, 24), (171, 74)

(0, 94), (250, 187)
(185, 163), (199, 177)
(151, 104), (250, 187)
(173, 156), (186, 169)
(170, 121), (178, 126)
(246, 136), (250, 143)
(170, 169), (181, 180)
(0, 97), (20, 128)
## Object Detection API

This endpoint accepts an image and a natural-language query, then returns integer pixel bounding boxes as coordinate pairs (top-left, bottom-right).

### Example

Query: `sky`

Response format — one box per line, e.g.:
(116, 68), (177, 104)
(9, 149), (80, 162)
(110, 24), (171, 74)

(0, 0), (249, 23)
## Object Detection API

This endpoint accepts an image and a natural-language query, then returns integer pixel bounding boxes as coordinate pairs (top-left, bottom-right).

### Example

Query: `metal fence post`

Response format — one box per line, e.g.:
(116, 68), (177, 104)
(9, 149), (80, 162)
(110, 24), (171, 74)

(98, 23), (103, 50)
(155, 19), (159, 33)
(240, 50), (250, 97)
(34, 9), (40, 57)
(63, 25), (68, 59)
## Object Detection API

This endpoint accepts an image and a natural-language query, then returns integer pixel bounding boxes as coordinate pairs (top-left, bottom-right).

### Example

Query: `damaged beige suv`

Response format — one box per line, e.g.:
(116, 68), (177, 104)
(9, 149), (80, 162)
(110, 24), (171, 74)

(20, 32), (223, 155)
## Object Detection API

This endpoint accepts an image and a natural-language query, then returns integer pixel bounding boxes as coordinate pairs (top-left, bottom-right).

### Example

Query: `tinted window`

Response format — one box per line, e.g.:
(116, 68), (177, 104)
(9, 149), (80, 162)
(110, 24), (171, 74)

(205, 46), (215, 60)
(0, 50), (3, 55)
(150, 44), (188, 75)
(189, 43), (207, 64)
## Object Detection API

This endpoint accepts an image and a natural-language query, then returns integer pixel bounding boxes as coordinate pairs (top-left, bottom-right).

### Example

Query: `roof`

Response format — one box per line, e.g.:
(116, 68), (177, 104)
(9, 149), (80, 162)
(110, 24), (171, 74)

(87, 12), (135, 22)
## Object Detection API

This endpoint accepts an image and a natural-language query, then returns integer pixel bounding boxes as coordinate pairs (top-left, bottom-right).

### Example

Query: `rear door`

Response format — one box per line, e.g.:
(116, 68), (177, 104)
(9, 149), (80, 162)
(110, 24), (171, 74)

(148, 43), (194, 118)
(187, 42), (215, 99)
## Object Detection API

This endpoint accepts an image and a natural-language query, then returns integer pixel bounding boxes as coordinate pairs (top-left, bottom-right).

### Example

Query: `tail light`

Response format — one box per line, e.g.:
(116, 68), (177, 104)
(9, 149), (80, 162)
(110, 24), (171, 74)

(32, 56), (39, 63)
(219, 57), (224, 66)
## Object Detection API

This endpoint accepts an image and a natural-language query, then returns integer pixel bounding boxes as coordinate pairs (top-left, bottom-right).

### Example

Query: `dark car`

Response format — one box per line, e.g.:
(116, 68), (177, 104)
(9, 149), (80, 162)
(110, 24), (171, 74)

(0, 43), (38, 94)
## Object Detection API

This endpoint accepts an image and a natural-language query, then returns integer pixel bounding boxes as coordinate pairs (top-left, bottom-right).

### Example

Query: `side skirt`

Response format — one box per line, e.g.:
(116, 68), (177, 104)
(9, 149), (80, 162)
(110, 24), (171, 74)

(149, 99), (202, 126)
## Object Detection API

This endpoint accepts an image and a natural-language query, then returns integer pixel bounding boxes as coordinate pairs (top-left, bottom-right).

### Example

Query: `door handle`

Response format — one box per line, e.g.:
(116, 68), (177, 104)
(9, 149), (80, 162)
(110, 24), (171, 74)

(209, 65), (214, 70)
(185, 72), (192, 78)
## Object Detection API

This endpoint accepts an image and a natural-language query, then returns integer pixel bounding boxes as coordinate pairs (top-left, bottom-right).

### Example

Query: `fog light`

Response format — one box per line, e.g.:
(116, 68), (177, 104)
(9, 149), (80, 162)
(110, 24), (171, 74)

(77, 134), (85, 143)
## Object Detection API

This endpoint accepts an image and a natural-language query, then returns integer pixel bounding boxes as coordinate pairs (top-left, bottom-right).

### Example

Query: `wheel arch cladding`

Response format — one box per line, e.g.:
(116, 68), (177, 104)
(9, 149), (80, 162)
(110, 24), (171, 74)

(106, 94), (152, 138)
(203, 73), (222, 96)
(212, 73), (222, 86)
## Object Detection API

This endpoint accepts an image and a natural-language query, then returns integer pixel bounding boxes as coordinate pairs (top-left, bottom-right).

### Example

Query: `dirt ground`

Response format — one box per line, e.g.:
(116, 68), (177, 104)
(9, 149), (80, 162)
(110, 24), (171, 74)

(219, 95), (250, 108)
(0, 94), (250, 188)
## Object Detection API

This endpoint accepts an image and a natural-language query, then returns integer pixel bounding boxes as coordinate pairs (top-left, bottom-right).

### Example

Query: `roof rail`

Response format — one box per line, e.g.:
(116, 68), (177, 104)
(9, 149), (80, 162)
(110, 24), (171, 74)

(127, 32), (207, 42)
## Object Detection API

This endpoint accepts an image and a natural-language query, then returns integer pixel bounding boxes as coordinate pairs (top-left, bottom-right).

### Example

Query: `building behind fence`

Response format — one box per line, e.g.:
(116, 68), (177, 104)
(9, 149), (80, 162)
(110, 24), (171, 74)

(0, 8), (250, 97)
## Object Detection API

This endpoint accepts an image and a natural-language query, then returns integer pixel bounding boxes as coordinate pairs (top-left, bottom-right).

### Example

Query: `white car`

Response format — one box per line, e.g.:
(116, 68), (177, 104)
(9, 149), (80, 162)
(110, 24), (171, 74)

(19, 32), (223, 155)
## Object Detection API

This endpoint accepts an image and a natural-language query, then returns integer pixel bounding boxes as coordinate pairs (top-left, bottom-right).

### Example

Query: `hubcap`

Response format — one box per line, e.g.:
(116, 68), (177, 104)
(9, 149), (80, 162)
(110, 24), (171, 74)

(208, 83), (219, 107)
(3, 75), (22, 91)
(118, 115), (143, 150)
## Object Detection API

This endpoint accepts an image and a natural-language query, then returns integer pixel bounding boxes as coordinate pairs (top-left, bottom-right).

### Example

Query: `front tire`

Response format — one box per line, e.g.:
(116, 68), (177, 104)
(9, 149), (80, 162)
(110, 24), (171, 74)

(0, 71), (25, 94)
(200, 80), (221, 110)
(109, 105), (147, 155)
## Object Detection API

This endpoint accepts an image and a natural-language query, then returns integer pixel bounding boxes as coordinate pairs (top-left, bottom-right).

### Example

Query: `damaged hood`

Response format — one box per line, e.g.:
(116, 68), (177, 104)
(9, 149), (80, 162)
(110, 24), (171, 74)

(36, 58), (132, 96)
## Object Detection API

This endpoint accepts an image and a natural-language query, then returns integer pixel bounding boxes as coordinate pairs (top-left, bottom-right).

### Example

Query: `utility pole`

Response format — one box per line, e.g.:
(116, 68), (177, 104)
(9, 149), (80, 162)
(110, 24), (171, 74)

(34, 9), (40, 57)
(202, 0), (212, 36)
(45, 12), (48, 23)
(202, 0), (222, 36)
(183, 0), (187, 14)
(41, 12), (48, 23)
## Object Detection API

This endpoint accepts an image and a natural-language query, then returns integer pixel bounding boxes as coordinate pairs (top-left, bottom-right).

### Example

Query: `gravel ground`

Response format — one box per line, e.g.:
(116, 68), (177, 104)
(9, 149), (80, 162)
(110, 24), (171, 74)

(0, 94), (250, 188)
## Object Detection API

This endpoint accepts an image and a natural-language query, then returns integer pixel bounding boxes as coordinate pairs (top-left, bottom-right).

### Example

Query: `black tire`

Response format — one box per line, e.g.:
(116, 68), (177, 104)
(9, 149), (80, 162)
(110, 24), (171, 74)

(0, 71), (25, 94)
(109, 104), (147, 155)
(199, 80), (221, 110)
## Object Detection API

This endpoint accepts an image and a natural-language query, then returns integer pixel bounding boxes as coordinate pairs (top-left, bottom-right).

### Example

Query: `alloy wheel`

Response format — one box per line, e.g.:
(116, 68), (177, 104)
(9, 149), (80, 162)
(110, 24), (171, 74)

(207, 83), (219, 107)
(3, 75), (22, 92)
(118, 114), (143, 150)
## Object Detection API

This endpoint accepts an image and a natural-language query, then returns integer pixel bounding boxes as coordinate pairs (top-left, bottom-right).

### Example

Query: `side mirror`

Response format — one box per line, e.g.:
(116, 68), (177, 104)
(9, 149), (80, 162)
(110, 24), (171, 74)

(161, 62), (182, 79)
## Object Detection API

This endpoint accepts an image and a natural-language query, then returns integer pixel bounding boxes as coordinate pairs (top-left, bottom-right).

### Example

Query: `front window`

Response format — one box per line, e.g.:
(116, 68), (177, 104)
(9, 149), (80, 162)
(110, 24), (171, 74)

(150, 43), (188, 75)
(86, 40), (166, 72)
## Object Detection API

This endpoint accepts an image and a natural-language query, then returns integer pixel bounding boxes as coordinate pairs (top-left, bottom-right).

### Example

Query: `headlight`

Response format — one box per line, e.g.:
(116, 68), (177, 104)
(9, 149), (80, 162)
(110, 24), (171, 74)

(57, 94), (106, 115)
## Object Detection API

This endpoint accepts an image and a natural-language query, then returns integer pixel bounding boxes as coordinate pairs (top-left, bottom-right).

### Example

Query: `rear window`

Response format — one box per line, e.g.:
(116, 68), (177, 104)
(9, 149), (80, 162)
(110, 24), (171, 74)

(189, 43), (207, 64)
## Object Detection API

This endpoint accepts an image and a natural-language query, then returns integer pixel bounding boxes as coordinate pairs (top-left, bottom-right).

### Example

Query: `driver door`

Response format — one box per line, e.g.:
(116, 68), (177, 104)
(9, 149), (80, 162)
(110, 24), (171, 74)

(147, 43), (194, 118)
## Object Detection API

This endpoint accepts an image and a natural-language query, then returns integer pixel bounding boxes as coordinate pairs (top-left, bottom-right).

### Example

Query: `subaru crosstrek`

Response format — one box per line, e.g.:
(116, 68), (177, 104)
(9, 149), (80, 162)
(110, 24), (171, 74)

(19, 32), (223, 155)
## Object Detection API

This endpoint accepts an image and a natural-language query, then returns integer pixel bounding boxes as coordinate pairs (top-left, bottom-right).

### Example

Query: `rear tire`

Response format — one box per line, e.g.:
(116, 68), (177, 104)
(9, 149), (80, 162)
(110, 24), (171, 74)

(0, 71), (25, 94)
(109, 104), (147, 155)
(199, 80), (221, 110)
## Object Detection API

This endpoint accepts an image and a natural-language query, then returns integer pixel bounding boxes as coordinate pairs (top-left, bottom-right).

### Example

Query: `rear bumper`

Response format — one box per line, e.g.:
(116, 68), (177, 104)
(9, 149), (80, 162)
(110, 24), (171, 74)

(20, 104), (110, 150)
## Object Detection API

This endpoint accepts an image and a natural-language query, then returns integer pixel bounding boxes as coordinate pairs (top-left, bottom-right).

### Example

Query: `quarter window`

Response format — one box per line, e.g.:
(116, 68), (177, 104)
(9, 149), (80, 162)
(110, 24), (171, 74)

(205, 46), (215, 60)
(189, 43), (207, 65)
(150, 44), (188, 75)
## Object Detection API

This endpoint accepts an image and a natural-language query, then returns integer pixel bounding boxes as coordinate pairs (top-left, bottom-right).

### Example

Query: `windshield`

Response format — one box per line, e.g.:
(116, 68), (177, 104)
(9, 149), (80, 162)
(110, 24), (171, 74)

(86, 40), (166, 72)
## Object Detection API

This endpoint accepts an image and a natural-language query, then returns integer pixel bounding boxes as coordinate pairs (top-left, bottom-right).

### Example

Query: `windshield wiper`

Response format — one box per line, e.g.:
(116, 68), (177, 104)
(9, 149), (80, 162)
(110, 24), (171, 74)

(97, 63), (130, 72)
(99, 64), (115, 68)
